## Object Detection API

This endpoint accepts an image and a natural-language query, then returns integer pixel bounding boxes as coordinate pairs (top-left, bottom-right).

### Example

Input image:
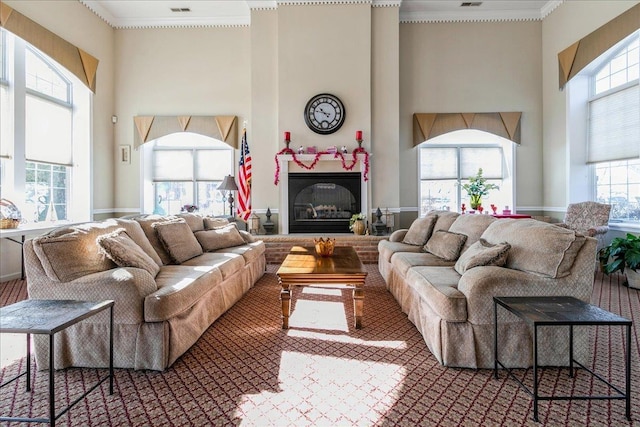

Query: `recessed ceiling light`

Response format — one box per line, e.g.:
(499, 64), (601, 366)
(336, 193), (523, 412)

(461, 2), (483, 6)
(170, 7), (191, 13)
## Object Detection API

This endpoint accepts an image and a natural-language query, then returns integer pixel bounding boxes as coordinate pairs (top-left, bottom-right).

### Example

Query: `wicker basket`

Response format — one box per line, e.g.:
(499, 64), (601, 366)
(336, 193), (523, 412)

(0, 199), (22, 229)
(0, 218), (20, 229)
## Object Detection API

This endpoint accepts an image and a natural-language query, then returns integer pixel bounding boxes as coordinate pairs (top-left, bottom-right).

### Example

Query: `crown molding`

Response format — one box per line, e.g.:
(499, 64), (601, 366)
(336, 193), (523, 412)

(247, 1), (278, 10)
(400, 0), (563, 24)
(80, 1), (250, 29)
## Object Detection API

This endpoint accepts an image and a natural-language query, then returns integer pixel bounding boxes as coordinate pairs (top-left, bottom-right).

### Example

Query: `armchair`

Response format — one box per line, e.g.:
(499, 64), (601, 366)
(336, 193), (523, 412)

(558, 201), (611, 249)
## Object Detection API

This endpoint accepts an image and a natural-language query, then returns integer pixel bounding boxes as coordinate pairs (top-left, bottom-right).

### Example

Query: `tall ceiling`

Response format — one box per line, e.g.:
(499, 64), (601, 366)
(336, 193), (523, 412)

(79, 0), (563, 29)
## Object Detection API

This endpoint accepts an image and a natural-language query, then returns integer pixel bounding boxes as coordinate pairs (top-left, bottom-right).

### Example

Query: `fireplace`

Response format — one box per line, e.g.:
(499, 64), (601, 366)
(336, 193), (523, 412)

(276, 152), (369, 234)
(288, 172), (360, 233)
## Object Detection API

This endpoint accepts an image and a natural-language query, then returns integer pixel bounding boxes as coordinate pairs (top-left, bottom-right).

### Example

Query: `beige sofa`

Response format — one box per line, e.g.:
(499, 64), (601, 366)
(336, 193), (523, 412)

(378, 211), (597, 369)
(24, 213), (265, 371)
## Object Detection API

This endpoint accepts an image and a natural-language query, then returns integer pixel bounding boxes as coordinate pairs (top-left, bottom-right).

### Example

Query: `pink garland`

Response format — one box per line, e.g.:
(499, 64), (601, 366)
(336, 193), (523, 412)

(274, 147), (369, 185)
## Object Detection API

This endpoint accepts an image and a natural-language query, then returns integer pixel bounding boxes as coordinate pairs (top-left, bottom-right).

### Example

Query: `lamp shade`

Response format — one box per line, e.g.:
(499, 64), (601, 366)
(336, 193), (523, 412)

(217, 175), (239, 191)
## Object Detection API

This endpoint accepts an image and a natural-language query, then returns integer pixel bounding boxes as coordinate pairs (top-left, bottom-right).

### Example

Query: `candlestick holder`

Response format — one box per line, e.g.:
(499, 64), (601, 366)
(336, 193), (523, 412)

(356, 138), (363, 148)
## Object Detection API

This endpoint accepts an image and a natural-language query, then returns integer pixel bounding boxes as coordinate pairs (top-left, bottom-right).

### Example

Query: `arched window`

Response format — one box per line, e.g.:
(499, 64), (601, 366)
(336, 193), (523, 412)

(588, 31), (640, 223)
(142, 133), (234, 216)
(418, 130), (514, 215)
(0, 28), (91, 223)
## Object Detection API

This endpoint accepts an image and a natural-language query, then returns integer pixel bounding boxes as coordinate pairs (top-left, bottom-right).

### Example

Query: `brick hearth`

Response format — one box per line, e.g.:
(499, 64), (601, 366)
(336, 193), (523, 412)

(260, 234), (386, 264)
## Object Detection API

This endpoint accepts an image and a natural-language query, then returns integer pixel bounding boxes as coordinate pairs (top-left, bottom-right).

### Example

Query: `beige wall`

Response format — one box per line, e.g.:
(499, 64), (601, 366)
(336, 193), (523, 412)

(541, 0), (640, 213)
(113, 26), (251, 211)
(399, 20), (543, 224)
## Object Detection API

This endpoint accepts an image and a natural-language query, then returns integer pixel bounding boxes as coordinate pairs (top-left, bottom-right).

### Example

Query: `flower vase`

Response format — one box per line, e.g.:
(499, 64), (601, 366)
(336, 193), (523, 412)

(470, 195), (482, 210)
(352, 219), (366, 235)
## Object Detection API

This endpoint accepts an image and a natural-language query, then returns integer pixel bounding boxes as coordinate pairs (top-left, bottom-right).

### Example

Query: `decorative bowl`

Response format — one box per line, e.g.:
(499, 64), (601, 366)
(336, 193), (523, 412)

(314, 237), (335, 257)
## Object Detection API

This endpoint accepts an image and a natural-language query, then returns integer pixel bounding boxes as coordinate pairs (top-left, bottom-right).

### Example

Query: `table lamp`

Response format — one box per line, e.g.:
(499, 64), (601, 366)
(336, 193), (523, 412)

(217, 175), (238, 217)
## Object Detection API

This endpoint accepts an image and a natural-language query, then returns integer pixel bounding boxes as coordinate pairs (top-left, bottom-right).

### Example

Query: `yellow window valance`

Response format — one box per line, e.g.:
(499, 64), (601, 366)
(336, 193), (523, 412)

(134, 115), (239, 149)
(558, 3), (640, 89)
(413, 112), (522, 146)
(0, 3), (99, 93)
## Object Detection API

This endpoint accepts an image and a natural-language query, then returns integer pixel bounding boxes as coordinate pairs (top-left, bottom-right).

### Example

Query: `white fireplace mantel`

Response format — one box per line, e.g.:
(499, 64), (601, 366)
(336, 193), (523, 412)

(277, 153), (369, 234)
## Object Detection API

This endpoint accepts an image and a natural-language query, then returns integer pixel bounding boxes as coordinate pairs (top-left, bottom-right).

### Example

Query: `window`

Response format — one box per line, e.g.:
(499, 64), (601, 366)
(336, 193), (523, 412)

(589, 31), (640, 223)
(145, 133), (233, 216)
(0, 28), (90, 223)
(419, 130), (513, 216)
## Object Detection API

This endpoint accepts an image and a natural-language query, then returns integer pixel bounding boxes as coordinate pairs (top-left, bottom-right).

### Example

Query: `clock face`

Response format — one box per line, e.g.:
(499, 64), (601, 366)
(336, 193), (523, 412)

(304, 93), (346, 135)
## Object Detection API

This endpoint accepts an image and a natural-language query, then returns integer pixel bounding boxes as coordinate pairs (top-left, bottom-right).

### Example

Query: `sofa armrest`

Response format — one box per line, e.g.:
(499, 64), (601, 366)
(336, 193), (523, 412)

(27, 268), (157, 324)
(457, 266), (584, 325)
(389, 229), (409, 242)
(586, 225), (609, 237)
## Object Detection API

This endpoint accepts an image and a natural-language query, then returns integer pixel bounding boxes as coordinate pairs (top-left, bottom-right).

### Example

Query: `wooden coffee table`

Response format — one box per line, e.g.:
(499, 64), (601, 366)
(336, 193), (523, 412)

(277, 246), (367, 329)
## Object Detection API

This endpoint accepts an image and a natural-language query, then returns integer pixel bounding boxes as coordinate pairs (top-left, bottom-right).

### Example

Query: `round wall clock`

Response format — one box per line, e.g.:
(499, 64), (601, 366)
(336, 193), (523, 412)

(304, 93), (346, 135)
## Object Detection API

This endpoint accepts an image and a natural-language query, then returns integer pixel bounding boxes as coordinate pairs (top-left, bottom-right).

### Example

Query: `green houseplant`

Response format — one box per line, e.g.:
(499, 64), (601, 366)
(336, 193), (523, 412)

(461, 168), (499, 210)
(598, 233), (640, 289)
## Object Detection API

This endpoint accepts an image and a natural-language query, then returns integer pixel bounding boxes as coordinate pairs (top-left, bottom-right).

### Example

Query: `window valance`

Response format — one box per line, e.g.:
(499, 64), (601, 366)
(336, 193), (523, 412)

(0, 3), (99, 93)
(133, 115), (239, 149)
(558, 3), (640, 89)
(413, 112), (522, 146)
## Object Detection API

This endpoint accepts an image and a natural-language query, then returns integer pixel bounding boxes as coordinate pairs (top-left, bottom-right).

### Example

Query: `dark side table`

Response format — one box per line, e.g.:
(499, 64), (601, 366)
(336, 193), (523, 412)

(0, 299), (114, 426)
(493, 296), (632, 422)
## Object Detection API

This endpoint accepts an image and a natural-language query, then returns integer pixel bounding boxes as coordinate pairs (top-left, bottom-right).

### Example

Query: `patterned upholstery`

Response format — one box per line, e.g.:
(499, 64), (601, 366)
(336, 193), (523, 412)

(558, 201), (611, 249)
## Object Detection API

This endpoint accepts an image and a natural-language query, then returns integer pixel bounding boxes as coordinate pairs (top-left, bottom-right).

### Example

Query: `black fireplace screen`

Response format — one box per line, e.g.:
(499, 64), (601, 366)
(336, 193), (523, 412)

(289, 172), (360, 233)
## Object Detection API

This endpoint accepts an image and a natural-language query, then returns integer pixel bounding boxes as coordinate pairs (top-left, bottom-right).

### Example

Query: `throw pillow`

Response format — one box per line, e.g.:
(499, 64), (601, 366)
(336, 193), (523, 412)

(403, 215), (438, 246)
(194, 223), (246, 252)
(454, 238), (511, 275)
(153, 220), (203, 264)
(204, 217), (230, 230)
(424, 230), (468, 261)
(96, 228), (161, 277)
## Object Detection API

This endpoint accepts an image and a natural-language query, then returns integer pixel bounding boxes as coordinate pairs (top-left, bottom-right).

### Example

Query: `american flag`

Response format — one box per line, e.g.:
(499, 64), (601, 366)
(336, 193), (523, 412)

(237, 128), (252, 221)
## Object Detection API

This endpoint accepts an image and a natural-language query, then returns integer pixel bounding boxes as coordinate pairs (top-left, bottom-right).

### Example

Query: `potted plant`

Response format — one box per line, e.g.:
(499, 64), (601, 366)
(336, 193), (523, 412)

(461, 168), (499, 210)
(598, 233), (640, 289)
(349, 213), (367, 235)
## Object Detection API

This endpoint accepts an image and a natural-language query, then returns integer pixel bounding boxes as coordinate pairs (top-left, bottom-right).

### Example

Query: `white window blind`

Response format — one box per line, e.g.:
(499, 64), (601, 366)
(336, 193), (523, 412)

(153, 150), (193, 181)
(420, 148), (457, 179)
(588, 84), (640, 163)
(460, 147), (503, 178)
(195, 150), (232, 181)
(25, 94), (72, 165)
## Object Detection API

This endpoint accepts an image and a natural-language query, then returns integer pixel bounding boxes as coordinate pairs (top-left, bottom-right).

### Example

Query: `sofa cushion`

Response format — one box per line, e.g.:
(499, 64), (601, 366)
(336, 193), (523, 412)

(194, 224), (246, 251)
(239, 229), (257, 244)
(432, 211), (460, 233)
(480, 219), (586, 278)
(448, 214), (497, 254)
(402, 215), (437, 246)
(406, 267), (466, 322)
(135, 215), (179, 265)
(153, 220), (203, 264)
(392, 252), (456, 278)
(145, 265), (224, 322)
(425, 230), (467, 261)
(454, 239), (511, 275)
(215, 241), (266, 264)
(31, 222), (118, 282)
(378, 240), (424, 263)
(180, 252), (246, 280)
(96, 228), (160, 278)
(204, 217), (230, 229)
(176, 213), (205, 232)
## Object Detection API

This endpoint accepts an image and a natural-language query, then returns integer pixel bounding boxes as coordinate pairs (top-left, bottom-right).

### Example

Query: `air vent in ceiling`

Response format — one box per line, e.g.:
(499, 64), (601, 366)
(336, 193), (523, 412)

(170, 7), (191, 13)
(460, 2), (483, 6)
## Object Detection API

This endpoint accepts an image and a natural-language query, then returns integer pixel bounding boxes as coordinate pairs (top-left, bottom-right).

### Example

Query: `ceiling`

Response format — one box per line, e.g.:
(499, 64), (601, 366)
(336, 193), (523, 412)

(79, 0), (563, 29)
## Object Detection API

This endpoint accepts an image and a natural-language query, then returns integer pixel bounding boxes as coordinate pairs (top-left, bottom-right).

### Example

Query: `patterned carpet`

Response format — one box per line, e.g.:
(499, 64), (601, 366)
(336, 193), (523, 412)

(0, 265), (638, 426)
